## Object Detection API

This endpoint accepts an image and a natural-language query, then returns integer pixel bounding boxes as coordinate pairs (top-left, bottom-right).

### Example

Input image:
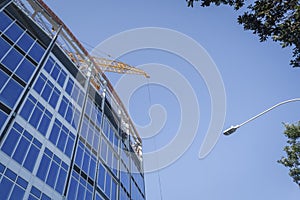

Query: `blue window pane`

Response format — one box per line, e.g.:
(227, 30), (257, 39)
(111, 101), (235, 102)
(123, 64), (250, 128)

(33, 75), (45, 94)
(15, 58), (35, 82)
(87, 127), (93, 145)
(66, 105), (73, 123)
(58, 98), (67, 116)
(20, 99), (34, 120)
(62, 162), (68, 171)
(91, 107), (97, 122)
(105, 174), (111, 196)
(0, 177), (13, 200)
(0, 79), (23, 108)
(93, 137), (100, 154)
(0, 110), (8, 134)
(62, 125), (69, 136)
(80, 119), (88, 138)
(0, 163), (5, 173)
(67, 178), (77, 200)
(82, 151), (90, 174)
(97, 164), (105, 189)
(55, 168), (67, 194)
(72, 85), (79, 101)
(23, 146), (39, 172)
(113, 158), (118, 176)
(13, 137), (30, 164)
(90, 158), (96, 180)
(37, 155), (50, 181)
(45, 109), (52, 119)
(96, 112), (102, 127)
(72, 110), (80, 129)
(49, 88), (60, 108)
(111, 181), (117, 200)
(17, 32), (34, 52)
(30, 186), (41, 198)
(5, 22), (24, 42)
(23, 130), (33, 141)
(114, 136), (119, 149)
(109, 130), (114, 144)
(29, 42), (45, 63)
(0, 37), (10, 60)
(5, 168), (17, 181)
(28, 195), (36, 200)
(16, 177), (28, 189)
(103, 122), (109, 138)
(38, 115), (51, 136)
(73, 171), (79, 179)
(1, 129), (20, 156)
(49, 123), (60, 144)
(107, 150), (112, 167)
(57, 70), (66, 87)
(41, 82), (52, 101)
(0, 69), (9, 87)
(56, 118), (62, 127)
(41, 193), (51, 200)
(57, 130), (67, 152)
(65, 137), (74, 158)
(13, 122), (23, 133)
(85, 191), (92, 200)
(0, 11), (13, 32)
(53, 155), (60, 165)
(88, 183), (93, 193)
(78, 92), (84, 107)
(44, 58), (54, 73)
(10, 185), (25, 199)
(33, 138), (42, 148)
(66, 79), (73, 95)
(29, 106), (42, 128)
(77, 183), (85, 200)
(1, 48), (23, 72)
(44, 148), (52, 157)
(101, 141), (107, 160)
(51, 64), (59, 80)
(85, 99), (91, 116)
(46, 162), (58, 187)
(94, 135), (99, 152)
(75, 147), (83, 166)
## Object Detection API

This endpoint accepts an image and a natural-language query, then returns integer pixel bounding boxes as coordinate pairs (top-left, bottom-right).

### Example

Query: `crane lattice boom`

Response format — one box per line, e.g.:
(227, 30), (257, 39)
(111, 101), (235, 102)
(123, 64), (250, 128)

(67, 51), (149, 78)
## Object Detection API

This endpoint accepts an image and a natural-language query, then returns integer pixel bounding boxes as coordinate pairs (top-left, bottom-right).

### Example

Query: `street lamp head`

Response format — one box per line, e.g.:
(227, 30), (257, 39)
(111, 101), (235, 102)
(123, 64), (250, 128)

(223, 125), (240, 136)
(223, 98), (300, 136)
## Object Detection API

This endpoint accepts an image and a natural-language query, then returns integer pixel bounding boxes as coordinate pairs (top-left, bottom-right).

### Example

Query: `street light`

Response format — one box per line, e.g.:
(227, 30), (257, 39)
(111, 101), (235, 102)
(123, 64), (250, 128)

(223, 98), (300, 136)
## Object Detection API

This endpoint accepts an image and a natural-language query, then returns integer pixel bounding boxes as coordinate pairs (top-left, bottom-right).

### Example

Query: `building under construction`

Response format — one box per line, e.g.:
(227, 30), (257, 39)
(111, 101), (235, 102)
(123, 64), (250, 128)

(0, 0), (145, 199)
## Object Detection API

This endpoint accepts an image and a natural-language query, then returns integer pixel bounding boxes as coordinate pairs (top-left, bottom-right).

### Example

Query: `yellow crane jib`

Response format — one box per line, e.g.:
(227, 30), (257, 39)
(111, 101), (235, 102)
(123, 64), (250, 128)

(67, 51), (150, 78)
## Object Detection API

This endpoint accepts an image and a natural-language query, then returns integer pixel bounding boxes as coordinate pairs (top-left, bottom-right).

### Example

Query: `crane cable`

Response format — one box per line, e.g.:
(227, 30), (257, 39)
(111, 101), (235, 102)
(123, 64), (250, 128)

(146, 79), (164, 200)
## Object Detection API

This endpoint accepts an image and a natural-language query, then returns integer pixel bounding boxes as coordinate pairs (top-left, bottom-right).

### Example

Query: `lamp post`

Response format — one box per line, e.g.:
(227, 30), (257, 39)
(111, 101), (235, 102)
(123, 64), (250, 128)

(223, 98), (300, 136)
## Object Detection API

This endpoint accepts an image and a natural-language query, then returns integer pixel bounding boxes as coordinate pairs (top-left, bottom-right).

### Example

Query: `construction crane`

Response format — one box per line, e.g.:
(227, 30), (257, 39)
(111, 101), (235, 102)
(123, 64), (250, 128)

(66, 51), (149, 90)
(91, 56), (150, 78)
(67, 51), (149, 77)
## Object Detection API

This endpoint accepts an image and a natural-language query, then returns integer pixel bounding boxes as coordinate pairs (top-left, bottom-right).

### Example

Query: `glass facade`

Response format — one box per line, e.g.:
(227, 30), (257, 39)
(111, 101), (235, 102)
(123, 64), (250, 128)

(0, 1), (145, 199)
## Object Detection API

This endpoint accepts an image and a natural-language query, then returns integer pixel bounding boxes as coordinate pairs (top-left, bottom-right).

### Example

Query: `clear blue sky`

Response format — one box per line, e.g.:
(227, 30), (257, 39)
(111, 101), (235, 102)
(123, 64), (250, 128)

(44, 0), (300, 199)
